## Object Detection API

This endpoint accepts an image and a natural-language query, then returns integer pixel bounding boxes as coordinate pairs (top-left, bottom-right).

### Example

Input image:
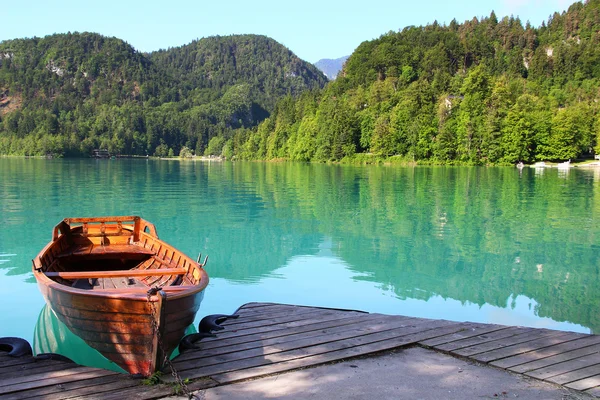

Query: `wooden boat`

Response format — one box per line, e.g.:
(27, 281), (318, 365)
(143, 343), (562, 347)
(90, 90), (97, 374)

(32, 216), (209, 376)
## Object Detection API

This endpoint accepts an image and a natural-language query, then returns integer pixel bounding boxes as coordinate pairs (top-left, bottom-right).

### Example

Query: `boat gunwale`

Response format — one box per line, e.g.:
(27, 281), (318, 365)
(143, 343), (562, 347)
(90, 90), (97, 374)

(32, 217), (209, 302)
(34, 274), (208, 301)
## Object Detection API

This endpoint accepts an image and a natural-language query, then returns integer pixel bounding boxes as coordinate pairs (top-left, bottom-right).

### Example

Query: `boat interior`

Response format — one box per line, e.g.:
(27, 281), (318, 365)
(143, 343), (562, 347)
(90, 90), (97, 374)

(35, 217), (202, 291)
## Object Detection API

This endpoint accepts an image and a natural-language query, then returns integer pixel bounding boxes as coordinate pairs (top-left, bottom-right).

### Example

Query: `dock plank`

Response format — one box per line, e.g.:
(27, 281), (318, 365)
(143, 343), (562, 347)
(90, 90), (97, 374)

(454, 329), (563, 358)
(420, 323), (507, 347)
(548, 366), (600, 386)
(175, 313), (393, 363)
(209, 322), (469, 384)
(0, 360), (77, 380)
(0, 368), (117, 395)
(0, 356), (38, 370)
(510, 344), (600, 374)
(470, 332), (581, 363)
(208, 310), (357, 334)
(218, 304), (330, 323)
(175, 316), (448, 376)
(497, 337), (600, 371)
(434, 326), (527, 352)
(565, 375), (600, 391)
(525, 353), (600, 381)
(175, 319), (462, 380)
(197, 310), (383, 342)
(2, 376), (138, 400)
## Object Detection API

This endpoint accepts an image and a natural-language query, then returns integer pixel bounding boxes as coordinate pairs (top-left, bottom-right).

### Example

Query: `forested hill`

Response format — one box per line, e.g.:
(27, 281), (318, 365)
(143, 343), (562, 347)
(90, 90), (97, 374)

(150, 35), (327, 111)
(0, 33), (160, 109)
(231, 0), (600, 164)
(0, 33), (327, 157)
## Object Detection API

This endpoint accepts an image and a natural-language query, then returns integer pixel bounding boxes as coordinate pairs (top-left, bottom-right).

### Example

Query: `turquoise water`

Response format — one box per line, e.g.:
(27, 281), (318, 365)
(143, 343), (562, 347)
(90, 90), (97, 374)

(1, 158), (599, 354)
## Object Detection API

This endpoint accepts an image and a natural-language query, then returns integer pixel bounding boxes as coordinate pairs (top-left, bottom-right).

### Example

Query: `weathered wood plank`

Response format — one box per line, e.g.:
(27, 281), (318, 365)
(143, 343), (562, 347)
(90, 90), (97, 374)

(175, 313), (393, 363)
(207, 309), (344, 334)
(191, 314), (408, 354)
(207, 306), (337, 329)
(547, 365), (600, 386)
(214, 309), (377, 338)
(198, 310), (380, 342)
(470, 332), (581, 363)
(434, 326), (525, 351)
(454, 329), (562, 358)
(209, 307), (361, 332)
(0, 356), (38, 369)
(68, 378), (218, 400)
(208, 322), (467, 384)
(220, 309), (373, 334)
(419, 323), (507, 347)
(565, 375), (600, 391)
(176, 314), (418, 368)
(0, 376), (137, 400)
(176, 315), (436, 373)
(0, 357), (67, 382)
(491, 332), (600, 372)
(0, 368), (117, 395)
(69, 383), (172, 400)
(233, 303), (358, 317)
(225, 303), (351, 322)
(233, 303), (316, 315)
(525, 353), (600, 381)
(0, 360), (76, 380)
(509, 343), (600, 374)
(175, 319), (463, 380)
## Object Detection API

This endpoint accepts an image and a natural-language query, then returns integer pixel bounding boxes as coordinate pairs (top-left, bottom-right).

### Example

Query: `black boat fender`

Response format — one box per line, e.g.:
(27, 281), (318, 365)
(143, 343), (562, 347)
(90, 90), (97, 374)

(198, 314), (239, 334)
(178, 332), (217, 353)
(0, 337), (33, 357)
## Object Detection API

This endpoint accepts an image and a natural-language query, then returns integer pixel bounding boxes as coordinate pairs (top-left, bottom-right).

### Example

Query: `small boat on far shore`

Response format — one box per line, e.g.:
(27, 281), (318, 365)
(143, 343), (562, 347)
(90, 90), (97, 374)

(557, 159), (572, 169)
(32, 216), (209, 376)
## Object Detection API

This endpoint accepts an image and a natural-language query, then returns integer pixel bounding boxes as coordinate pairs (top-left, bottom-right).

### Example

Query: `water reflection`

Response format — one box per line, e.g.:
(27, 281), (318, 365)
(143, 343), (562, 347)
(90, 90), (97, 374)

(0, 253), (16, 266)
(33, 304), (194, 373)
(33, 305), (127, 373)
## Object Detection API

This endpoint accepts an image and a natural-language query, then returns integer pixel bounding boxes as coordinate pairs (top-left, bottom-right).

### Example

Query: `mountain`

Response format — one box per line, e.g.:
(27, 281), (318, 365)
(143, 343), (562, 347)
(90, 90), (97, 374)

(0, 32), (159, 108)
(232, 0), (600, 164)
(151, 35), (328, 111)
(0, 33), (327, 157)
(314, 56), (349, 80)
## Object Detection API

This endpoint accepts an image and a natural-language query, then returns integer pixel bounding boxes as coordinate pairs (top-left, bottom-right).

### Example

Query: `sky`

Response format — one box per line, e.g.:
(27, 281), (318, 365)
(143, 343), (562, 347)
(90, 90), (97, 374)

(2, 0), (579, 63)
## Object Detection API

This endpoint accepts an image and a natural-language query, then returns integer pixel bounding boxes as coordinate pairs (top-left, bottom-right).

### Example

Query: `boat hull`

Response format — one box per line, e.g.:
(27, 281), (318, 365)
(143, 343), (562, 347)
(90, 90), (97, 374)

(32, 216), (209, 376)
(37, 283), (204, 375)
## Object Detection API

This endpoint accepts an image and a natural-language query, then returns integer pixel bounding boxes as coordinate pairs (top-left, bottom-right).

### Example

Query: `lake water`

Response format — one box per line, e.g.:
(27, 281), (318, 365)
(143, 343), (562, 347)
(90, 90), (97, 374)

(1, 158), (599, 354)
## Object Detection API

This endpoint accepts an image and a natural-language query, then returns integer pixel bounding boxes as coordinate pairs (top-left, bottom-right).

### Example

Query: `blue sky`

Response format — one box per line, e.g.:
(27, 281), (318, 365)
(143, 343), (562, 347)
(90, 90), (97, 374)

(2, 0), (578, 63)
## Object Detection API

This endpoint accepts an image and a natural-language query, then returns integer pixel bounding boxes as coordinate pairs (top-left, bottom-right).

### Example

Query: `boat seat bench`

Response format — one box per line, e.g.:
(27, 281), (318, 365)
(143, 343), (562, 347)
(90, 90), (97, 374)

(44, 268), (188, 280)
(57, 244), (156, 259)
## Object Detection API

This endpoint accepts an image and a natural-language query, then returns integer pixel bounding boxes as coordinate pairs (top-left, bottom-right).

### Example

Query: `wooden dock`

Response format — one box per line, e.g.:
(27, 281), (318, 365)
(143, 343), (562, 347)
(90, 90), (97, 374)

(1, 302), (599, 399)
